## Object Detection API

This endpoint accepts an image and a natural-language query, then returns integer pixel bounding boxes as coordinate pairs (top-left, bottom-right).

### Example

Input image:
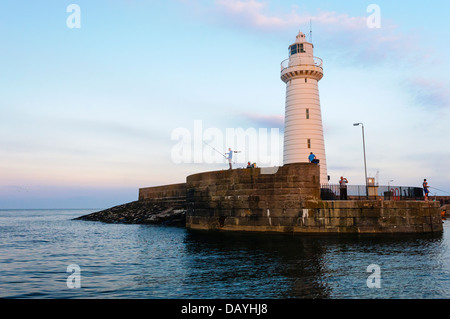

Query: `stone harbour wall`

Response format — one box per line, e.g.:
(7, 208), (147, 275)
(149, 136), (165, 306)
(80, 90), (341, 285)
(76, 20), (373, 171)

(186, 163), (320, 230)
(139, 182), (187, 202)
(187, 199), (442, 234)
(184, 163), (443, 234)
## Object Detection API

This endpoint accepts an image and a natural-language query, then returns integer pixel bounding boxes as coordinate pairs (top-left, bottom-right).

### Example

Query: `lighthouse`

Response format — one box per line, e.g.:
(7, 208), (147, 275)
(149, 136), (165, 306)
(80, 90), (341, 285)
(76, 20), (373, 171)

(281, 31), (328, 184)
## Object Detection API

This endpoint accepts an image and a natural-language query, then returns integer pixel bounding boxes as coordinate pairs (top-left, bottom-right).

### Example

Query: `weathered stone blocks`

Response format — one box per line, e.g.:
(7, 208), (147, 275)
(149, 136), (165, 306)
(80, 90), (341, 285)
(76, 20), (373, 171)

(135, 163), (442, 234)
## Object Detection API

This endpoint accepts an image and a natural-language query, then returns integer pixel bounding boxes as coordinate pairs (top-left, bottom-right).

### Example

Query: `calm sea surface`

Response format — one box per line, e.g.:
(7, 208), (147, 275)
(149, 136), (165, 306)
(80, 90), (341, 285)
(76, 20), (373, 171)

(0, 209), (449, 299)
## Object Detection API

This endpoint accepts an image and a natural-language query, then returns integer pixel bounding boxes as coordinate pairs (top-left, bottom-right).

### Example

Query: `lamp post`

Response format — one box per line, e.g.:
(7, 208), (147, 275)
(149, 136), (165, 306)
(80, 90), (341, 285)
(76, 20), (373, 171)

(388, 180), (394, 189)
(354, 123), (368, 199)
(388, 179), (394, 200)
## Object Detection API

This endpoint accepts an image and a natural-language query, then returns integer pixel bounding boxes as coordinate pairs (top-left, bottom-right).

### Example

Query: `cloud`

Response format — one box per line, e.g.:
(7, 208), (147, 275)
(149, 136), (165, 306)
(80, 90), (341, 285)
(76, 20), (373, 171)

(213, 0), (366, 32)
(405, 77), (450, 109)
(214, 0), (290, 30)
(205, 0), (449, 116)
(239, 111), (284, 129)
(207, 0), (430, 66)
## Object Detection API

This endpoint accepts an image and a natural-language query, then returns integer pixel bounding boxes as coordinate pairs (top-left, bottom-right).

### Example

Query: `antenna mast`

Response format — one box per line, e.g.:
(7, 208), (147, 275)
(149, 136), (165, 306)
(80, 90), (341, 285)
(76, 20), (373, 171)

(309, 19), (312, 43)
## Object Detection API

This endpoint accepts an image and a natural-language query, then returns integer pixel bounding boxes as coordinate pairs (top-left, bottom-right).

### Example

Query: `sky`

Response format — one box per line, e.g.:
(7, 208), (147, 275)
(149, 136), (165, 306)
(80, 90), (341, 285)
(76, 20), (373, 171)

(1, 0), (449, 209)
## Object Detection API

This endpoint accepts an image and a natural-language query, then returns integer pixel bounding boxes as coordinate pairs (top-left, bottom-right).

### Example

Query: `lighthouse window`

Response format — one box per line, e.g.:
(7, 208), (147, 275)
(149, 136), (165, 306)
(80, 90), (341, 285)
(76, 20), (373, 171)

(307, 139), (311, 148)
(299, 43), (305, 53)
(306, 109), (310, 119)
(290, 44), (298, 55)
(290, 44), (307, 56)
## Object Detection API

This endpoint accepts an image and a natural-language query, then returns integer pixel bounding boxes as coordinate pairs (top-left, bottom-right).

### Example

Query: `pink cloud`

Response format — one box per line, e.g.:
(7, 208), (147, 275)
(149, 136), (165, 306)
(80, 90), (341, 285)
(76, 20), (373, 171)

(210, 0), (426, 65)
(214, 0), (288, 30)
(181, 0), (447, 111)
(239, 111), (284, 129)
(214, 0), (366, 32)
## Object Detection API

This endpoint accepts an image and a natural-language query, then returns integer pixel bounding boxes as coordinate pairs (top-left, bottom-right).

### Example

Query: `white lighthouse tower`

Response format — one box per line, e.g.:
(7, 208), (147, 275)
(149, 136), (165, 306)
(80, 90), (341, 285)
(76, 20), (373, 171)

(281, 31), (328, 184)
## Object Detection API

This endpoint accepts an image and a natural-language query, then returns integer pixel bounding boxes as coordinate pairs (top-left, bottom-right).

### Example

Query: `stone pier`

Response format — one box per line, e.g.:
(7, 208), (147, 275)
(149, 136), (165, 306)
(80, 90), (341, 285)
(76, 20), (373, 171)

(183, 164), (443, 234)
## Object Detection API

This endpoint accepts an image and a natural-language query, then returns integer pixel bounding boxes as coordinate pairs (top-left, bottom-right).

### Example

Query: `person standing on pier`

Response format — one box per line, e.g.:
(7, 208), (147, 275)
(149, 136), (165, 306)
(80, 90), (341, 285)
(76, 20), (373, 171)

(226, 148), (233, 169)
(339, 176), (349, 200)
(423, 179), (430, 200)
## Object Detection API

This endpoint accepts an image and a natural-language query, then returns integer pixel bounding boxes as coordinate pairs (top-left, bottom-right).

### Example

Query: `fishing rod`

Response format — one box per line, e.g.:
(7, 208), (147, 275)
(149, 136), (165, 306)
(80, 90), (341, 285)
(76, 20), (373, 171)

(202, 140), (243, 164)
(429, 186), (450, 195)
(202, 140), (227, 159)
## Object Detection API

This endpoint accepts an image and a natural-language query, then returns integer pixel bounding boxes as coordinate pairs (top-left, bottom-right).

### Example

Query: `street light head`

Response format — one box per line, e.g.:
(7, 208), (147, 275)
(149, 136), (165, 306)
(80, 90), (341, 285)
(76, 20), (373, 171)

(353, 123), (361, 126)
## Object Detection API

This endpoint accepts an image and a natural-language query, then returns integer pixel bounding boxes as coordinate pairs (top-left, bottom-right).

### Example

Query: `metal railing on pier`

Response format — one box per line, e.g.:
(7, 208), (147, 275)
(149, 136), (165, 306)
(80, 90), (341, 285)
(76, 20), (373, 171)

(320, 184), (424, 201)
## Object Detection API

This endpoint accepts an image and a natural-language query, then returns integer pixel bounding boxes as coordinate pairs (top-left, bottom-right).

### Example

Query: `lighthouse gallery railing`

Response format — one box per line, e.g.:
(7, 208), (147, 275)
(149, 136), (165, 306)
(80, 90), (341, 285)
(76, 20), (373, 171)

(280, 56), (323, 72)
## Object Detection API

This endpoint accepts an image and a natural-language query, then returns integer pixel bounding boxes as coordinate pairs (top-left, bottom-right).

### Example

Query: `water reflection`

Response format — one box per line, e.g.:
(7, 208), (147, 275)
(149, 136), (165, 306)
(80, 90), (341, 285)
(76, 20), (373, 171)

(1, 210), (447, 299)
(182, 230), (446, 298)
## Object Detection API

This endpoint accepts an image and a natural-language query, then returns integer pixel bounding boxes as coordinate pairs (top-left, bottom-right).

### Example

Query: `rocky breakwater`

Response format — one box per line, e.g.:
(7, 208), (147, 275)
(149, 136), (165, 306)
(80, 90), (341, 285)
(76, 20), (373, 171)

(74, 183), (188, 226)
(74, 200), (186, 226)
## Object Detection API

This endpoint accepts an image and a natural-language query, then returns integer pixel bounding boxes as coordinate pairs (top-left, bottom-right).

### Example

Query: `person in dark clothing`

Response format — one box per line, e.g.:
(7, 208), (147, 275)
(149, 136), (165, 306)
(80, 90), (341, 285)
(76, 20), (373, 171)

(339, 176), (349, 200)
(423, 179), (430, 200)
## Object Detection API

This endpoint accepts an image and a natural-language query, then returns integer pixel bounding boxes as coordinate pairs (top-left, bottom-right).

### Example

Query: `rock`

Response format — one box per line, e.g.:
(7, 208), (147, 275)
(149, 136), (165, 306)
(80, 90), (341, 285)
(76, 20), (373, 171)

(73, 200), (186, 227)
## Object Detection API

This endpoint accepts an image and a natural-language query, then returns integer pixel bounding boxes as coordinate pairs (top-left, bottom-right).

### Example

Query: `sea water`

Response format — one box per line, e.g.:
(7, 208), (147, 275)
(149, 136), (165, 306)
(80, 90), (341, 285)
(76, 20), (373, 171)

(0, 209), (449, 299)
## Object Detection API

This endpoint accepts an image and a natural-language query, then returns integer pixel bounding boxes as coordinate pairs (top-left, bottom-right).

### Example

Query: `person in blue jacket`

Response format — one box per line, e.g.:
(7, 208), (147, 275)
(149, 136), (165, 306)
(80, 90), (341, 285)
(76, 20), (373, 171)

(308, 152), (319, 165)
